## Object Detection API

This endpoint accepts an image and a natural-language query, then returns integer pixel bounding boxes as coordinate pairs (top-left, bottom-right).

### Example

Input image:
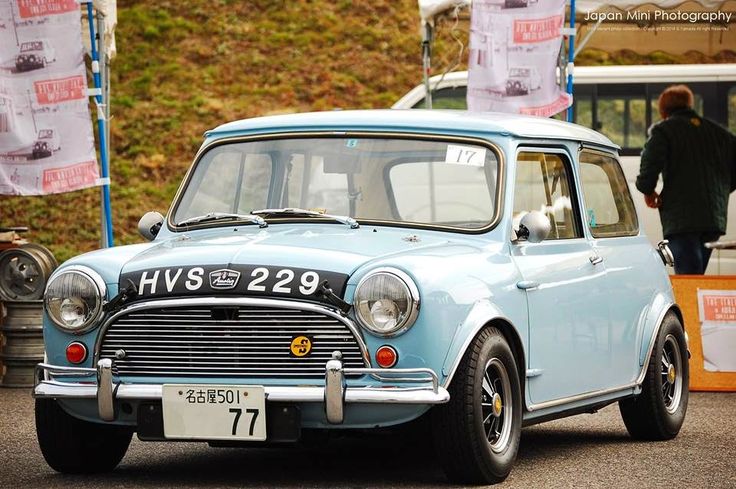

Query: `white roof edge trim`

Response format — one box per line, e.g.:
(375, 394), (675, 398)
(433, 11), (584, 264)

(392, 64), (736, 108)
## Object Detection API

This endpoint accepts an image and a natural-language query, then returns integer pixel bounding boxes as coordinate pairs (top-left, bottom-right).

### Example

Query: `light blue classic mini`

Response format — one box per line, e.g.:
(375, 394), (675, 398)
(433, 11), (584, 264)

(35, 110), (688, 484)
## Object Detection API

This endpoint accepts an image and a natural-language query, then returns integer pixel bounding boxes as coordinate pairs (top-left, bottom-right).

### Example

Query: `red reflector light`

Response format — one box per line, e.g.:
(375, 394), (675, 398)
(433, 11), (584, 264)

(66, 342), (87, 364)
(375, 345), (398, 368)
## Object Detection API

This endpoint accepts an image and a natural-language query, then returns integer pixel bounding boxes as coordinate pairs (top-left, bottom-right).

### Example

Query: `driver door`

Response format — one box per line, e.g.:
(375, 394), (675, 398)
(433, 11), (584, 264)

(510, 149), (612, 406)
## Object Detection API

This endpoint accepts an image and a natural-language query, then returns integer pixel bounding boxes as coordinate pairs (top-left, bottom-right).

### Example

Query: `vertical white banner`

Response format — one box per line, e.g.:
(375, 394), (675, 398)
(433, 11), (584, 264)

(467, 0), (572, 117)
(0, 0), (99, 195)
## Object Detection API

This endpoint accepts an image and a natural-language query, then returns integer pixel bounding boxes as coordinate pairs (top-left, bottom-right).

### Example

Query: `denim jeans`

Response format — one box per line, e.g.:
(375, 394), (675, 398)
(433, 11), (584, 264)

(666, 232), (722, 275)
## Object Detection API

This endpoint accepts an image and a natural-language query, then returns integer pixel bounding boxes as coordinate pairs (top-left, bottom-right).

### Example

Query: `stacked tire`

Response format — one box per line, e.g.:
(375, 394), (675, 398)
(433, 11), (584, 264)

(0, 244), (57, 387)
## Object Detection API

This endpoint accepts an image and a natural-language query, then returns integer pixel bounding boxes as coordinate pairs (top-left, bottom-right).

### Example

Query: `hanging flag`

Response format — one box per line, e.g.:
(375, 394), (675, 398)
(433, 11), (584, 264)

(467, 0), (572, 117)
(0, 0), (99, 195)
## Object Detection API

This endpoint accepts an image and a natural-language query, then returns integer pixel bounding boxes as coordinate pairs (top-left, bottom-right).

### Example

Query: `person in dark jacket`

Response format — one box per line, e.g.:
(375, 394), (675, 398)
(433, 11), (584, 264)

(636, 84), (736, 274)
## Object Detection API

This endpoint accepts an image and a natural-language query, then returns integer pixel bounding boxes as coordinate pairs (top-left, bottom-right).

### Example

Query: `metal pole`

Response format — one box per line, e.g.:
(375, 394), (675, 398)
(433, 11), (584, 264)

(566, 0), (576, 122)
(97, 11), (110, 170)
(96, 9), (110, 248)
(85, 2), (113, 247)
(422, 22), (433, 109)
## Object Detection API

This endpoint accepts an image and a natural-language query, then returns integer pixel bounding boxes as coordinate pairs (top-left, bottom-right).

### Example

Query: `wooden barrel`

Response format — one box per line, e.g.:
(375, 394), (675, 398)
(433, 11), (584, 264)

(0, 300), (44, 388)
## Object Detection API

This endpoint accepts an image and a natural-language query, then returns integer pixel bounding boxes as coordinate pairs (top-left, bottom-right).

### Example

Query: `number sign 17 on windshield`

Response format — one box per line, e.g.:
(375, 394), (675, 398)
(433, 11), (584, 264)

(445, 144), (486, 167)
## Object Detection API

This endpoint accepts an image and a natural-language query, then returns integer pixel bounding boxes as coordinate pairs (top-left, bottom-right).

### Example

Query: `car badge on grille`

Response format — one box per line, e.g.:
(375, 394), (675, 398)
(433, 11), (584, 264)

(209, 269), (241, 289)
(290, 336), (312, 357)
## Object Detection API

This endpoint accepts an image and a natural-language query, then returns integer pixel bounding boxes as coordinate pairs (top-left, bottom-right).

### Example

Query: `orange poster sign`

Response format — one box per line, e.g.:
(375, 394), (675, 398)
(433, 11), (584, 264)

(513, 15), (564, 44)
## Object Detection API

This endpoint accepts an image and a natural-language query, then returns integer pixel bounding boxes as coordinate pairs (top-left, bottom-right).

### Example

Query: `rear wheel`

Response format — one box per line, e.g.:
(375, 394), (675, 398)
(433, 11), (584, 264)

(36, 398), (133, 473)
(432, 327), (522, 484)
(619, 313), (689, 440)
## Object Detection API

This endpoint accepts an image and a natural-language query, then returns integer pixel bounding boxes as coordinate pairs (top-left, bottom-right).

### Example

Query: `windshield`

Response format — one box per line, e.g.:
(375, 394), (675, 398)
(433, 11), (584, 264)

(509, 68), (529, 77)
(38, 129), (52, 138)
(20, 42), (42, 52)
(173, 136), (500, 231)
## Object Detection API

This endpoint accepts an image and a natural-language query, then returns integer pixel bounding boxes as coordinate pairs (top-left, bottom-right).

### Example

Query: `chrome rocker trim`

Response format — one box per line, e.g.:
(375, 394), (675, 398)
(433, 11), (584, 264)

(33, 353), (449, 424)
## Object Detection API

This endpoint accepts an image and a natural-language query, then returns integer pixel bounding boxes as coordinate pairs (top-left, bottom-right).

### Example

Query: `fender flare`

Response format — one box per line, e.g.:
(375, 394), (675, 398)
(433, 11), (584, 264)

(636, 293), (683, 383)
(440, 300), (527, 394)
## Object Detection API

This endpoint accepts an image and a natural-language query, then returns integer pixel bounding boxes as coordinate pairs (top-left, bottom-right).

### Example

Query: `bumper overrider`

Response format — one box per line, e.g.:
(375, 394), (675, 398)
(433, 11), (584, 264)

(33, 353), (450, 425)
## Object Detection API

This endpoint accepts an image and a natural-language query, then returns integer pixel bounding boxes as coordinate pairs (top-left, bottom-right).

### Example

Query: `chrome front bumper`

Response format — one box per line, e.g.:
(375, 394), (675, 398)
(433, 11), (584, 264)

(33, 353), (450, 424)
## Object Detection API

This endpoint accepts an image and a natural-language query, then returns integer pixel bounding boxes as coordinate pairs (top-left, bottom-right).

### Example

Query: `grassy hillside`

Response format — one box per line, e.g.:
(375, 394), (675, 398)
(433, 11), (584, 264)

(1, 0), (734, 262)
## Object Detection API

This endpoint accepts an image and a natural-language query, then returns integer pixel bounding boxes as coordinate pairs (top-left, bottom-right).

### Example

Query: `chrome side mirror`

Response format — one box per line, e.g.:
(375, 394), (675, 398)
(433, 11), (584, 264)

(657, 240), (675, 267)
(516, 211), (551, 244)
(138, 211), (164, 241)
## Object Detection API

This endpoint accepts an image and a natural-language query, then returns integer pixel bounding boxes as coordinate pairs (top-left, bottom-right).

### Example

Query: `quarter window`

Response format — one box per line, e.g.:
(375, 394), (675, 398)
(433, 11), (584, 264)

(513, 152), (580, 240)
(578, 151), (638, 238)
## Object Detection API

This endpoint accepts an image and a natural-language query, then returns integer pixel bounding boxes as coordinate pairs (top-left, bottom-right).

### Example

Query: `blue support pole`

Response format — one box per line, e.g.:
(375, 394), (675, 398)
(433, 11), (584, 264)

(85, 2), (113, 247)
(566, 0), (576, 122)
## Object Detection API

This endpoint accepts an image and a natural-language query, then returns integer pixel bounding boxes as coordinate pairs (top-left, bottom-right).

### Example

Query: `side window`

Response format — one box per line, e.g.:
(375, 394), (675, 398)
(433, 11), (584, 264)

(411, 87), (468, 110)
(597, 96), (648, 149)
(578, 151), (638, 238)
(513, 152), (580, 240)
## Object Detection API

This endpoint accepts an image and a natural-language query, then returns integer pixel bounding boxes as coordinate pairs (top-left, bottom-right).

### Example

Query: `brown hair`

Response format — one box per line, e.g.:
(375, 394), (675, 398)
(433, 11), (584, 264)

(658, 84), (694, 119)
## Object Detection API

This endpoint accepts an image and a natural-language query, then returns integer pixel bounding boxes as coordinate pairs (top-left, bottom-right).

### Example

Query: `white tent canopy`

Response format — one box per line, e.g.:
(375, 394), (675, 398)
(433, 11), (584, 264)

(418, 0), (731, 25)
(576, 0), (729, 11)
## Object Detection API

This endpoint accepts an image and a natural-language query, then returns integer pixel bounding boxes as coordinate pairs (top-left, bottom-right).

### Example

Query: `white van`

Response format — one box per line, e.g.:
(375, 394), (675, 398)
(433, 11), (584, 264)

(393, 64), (736, 273)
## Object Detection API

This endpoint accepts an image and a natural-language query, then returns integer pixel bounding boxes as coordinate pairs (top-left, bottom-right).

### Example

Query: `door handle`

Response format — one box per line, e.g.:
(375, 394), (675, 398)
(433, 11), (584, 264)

(589, 255), (603, 265)
(516, 280), (539, 290)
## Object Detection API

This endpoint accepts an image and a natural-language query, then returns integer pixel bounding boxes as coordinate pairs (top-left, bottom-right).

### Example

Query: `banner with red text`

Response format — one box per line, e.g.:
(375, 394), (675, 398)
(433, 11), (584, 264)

(467, 0), (572, 117)
(0, 0), (98, 195)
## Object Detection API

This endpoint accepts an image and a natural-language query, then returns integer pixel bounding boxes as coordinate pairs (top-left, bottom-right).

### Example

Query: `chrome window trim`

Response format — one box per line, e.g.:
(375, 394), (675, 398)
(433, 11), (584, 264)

(166, 131), (505, 235)
(442, 304), (676, 412)
(512, 146), (585, 241)
(353, 267), (420, 337)
(577, 147), (640, 238)
(44, 265), (107, 335)
(92, 296), (372, 369)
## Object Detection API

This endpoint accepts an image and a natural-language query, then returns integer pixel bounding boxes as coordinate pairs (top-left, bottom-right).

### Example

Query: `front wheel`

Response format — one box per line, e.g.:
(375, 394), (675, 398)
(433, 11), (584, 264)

(432, 327), (522, 485)
(619, 312), (689, 440)
(36, 398), (133, 473)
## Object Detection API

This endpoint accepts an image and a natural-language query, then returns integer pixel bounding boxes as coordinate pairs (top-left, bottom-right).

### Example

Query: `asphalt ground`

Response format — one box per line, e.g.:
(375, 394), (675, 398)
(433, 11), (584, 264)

(0, 389), (734, 489)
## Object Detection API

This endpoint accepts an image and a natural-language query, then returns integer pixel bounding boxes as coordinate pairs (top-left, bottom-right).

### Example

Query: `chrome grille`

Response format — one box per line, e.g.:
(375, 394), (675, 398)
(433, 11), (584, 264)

(99, 304), (368, 378)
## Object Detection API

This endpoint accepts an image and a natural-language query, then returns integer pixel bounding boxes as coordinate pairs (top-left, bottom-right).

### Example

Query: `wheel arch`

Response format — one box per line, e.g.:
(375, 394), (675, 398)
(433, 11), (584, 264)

(637, 296), (682, 381)
(441, 306), (527, 406)
(486, 318), (526, 403)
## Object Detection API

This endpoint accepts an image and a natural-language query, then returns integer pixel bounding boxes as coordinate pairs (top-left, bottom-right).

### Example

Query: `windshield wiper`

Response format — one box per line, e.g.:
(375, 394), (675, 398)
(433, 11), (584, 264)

(177, 212), (268, 228)
(251, 208), (359, 229)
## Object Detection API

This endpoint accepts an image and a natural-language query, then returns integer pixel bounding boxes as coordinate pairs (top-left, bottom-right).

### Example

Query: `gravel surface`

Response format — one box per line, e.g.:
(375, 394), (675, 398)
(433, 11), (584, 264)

(0, 389), (733, 488)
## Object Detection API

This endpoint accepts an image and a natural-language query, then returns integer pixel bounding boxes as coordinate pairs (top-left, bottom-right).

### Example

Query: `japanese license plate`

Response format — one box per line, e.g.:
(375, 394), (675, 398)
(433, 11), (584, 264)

(162, 385), (266, 441)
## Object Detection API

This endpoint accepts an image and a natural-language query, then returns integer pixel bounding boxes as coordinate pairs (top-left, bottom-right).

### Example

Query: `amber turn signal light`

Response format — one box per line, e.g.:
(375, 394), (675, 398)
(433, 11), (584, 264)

(66, 342), (88, 364)
(375, 345), (398, 368)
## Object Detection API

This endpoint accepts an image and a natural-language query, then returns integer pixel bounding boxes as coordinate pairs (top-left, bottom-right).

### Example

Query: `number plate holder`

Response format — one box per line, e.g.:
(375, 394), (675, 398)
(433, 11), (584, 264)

(162, 385), (267, 441)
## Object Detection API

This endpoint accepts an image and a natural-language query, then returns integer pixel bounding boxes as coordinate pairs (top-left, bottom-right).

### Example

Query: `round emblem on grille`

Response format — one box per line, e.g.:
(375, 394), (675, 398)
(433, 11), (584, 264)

(290, 336), (312, 357)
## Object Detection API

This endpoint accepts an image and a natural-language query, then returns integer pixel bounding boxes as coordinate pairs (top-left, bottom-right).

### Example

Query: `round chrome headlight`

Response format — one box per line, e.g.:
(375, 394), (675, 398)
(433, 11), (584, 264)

(44, 266), (106, 334)
(354, 268), (419, 337)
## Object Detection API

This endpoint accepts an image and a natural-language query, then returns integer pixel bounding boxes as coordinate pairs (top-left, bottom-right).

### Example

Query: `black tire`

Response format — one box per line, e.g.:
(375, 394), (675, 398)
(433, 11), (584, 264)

(432, 327), (522, 485)
(619, 312), (689, 440)
(36, 398), (133, 473)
